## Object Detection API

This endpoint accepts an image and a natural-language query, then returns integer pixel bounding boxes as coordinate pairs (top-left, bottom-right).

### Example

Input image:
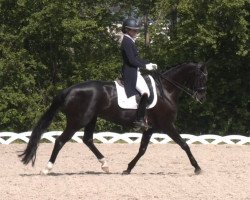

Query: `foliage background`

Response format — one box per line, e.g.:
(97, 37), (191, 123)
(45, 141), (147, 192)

(0, 0), (249, 136)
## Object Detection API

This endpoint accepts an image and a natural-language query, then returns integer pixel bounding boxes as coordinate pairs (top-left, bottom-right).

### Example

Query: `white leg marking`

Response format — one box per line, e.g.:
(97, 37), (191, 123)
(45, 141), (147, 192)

(99, 158), (109, 173)
(41, 162), (53, 175)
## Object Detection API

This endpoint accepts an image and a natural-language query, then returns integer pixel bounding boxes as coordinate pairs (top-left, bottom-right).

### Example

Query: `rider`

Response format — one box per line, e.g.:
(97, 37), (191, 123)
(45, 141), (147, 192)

(120, 18), (157, 128)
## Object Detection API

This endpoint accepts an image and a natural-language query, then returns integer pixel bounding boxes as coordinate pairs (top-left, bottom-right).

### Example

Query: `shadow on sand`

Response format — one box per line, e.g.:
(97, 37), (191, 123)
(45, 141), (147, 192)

(19, 171), (181, 177)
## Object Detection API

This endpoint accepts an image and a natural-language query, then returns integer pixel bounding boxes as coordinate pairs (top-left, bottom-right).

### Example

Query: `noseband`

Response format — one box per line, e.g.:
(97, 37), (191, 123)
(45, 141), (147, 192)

(192, 67), (208, 102)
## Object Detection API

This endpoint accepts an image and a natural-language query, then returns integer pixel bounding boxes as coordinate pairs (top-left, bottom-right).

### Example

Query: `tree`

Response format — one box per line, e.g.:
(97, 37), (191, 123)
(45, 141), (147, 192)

(0, 0), (121, 131)
(0, 0), (249, 135)
(149, 0), (249, 135)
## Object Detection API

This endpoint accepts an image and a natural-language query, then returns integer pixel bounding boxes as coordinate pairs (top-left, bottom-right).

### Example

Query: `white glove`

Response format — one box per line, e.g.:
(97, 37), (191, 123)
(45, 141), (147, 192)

(145, 63), (158, 70)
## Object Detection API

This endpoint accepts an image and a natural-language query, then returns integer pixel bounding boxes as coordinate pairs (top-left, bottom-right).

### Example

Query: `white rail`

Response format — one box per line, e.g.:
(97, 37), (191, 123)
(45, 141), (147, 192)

(0, 131), (249, 145)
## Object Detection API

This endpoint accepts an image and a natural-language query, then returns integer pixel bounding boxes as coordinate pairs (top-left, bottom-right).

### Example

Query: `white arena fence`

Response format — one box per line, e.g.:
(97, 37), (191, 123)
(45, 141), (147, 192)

(0, 131), (249, 145)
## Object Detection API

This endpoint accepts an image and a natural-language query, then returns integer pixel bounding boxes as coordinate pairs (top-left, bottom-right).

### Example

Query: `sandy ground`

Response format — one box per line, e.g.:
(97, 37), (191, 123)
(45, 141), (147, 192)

(0, 143), (249, 200)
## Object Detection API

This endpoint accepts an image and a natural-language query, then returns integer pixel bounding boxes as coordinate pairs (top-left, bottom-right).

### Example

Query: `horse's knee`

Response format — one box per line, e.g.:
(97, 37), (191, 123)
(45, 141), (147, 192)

(181, 142), (190, 151)
(139, 147), (147, 156)
(55, 134), (72, 146)
(82, 137), (93, 145)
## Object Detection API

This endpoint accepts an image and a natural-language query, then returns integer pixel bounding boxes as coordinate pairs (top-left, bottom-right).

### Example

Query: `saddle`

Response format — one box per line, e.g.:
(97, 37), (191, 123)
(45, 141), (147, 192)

(114, 75), (157, 109)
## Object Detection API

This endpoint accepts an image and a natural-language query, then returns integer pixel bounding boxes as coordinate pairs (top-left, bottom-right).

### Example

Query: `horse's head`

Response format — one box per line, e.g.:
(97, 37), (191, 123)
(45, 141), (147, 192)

(191, 63), (208, 104)
(158, 62), (208, 103)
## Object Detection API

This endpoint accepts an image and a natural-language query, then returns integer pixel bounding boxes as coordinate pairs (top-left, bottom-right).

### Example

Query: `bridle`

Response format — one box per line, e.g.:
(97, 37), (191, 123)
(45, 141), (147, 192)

(151, 66), (207, 103)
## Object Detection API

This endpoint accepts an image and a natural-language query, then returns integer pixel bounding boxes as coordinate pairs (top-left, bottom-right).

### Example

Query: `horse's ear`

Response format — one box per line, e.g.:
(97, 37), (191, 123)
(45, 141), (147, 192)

(199, 63), (205, 70)
(204, 58), (214, 67)
(198, 58), (213, 71)
(198, 63), (205, 70)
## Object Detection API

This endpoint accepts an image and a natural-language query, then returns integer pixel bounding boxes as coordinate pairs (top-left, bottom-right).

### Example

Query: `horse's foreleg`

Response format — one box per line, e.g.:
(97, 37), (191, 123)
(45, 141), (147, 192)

(41, 125), (77, 175)
(123, 129), (153, 174)
(167, 124), (201, 174)
(82, 117), (109, 173)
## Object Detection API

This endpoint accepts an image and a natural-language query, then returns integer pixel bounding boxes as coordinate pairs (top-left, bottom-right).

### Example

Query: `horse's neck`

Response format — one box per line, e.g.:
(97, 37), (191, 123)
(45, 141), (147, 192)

(162, 64), (195, 99)
(170, 64), (194, 84)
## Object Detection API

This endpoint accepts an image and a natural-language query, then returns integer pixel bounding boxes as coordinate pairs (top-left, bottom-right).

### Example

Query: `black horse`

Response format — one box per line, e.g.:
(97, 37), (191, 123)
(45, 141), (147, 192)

(19, 62), (208, 175)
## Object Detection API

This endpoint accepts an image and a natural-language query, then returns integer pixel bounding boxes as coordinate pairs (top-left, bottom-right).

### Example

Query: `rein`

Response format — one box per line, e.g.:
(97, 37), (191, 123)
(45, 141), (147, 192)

(141, 68), (205, 103)
(158, 72), (195, 97)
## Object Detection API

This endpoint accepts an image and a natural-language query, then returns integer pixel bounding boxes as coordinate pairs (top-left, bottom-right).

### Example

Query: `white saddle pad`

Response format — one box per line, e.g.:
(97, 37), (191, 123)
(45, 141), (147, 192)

(114, 75), (157, 109)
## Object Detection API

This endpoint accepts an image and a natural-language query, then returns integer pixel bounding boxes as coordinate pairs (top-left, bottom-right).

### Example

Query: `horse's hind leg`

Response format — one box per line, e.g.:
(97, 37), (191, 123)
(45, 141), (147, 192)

(41, 124), (79, 175)
(123, 129), (153, 174)
(82, 117), (109, 173)
(166, 124), (201, 174)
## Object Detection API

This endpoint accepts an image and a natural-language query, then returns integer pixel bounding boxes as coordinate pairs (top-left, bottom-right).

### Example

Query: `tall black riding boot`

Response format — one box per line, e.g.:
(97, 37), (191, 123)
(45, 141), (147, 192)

(134, 93), (149, 129)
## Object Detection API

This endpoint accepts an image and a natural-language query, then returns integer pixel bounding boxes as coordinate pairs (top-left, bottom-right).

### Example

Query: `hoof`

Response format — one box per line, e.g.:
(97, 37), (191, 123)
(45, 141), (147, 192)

(99, 158), (109, 173)
(122, 170), (131, 175)
(40, 169), (49, 175)
(101, 166), (109, 173)
(194, 167), (202, 175)
(40, 162), (53, 175)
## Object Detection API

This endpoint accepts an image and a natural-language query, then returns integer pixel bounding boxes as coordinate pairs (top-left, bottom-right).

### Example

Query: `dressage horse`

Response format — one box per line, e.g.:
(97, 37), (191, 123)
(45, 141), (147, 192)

(19, 62), (208, 175)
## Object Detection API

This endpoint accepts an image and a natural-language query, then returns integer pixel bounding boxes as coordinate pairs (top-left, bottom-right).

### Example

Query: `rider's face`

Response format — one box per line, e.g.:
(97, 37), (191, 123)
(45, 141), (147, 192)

(127, 29), (139, 38)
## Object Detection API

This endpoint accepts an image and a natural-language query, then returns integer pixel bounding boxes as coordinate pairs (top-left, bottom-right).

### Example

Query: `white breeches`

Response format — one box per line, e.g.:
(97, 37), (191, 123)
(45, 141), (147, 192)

(136, 70), (150, 96)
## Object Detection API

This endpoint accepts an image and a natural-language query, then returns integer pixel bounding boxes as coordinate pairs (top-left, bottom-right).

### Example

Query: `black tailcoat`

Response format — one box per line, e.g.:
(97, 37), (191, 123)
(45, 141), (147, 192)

(121, 35), (148, 97)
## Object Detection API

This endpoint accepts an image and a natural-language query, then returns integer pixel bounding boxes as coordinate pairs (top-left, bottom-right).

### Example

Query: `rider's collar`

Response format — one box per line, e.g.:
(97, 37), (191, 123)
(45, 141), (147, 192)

(124, 34), (135, 43)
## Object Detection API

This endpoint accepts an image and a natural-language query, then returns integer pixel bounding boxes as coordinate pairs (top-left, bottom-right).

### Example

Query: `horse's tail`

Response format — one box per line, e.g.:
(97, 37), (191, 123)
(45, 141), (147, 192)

(19, 92), (66, 166)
